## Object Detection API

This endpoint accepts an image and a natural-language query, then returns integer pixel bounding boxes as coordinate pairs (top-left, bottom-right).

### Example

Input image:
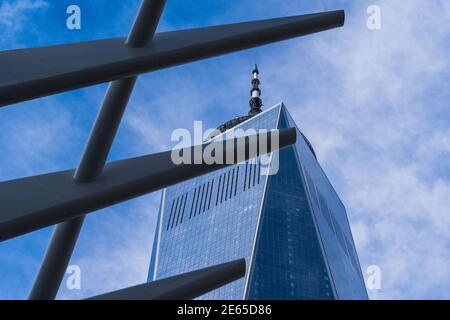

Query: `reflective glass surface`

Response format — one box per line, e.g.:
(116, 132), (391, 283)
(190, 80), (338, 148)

(148, 105), (282, 299)
(247, 111), (334, 300)
(148, 103), (368, 300)
(284, 105), (368, 299)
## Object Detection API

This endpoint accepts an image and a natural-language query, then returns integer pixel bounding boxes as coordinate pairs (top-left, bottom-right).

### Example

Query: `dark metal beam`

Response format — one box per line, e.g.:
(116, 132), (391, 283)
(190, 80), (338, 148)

(27, 217), (85, 300)
(0, 10), (345, 108)
(1, 128), (297, 242)
(87, 259), (245, 300)
(74, 0), (167, 184)
(126, 0), (167, 47)
(73, 77), (137, 183)
(28, 0), (167, 300)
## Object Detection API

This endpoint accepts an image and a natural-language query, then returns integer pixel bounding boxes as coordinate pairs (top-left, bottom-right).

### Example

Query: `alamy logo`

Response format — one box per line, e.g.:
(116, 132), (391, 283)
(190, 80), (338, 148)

(66, 265), (81, 290)
(66, 5), (81, 30)
(366, 265), (382, 290)
(171, 121), (280, 175)
(367, 5), (382, 30)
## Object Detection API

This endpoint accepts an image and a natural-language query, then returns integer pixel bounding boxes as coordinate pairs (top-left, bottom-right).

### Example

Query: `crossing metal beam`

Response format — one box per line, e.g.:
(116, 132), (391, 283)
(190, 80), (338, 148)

(0, 10), (345, 108)
(87, 259), (245, 300)
(1, 129), (296, 242)
(28, 0), (167, 300)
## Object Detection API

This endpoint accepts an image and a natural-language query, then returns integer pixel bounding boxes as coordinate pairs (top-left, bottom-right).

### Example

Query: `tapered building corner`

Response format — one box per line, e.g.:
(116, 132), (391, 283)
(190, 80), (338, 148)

(147, 68), (368, 300)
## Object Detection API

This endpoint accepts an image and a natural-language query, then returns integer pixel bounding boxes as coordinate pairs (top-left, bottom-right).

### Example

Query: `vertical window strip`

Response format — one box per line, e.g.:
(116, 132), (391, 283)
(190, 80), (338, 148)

(174, 196), (183, 229)
(234, 167), (239, 197)
(179, 193), (188, 224)
(220, 173), (226, 203)
(216, 176), (222, 206)
(176, 195), (184, 227)
(189, 188), (197, 219)
(193, 184), (201, 217)
(229, 168), (235, 199)
(208, 179), (214, 210)
(243, 162), (248, 192)
(248, 160), (253, 190)
(253, 160), (257, 187)
(198, 184), (206, 215)
(166, 198), (176, 231)
(225, 171), (230, 201)
(176, 193), (184, 226)
(257, 159), (261, 184)
(203, 181), (210, 213)
(170, 197), (180, 229)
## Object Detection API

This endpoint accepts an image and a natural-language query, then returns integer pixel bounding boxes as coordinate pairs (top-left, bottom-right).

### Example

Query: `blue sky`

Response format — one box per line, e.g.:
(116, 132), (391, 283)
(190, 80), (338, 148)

(0, 0), (450, 300)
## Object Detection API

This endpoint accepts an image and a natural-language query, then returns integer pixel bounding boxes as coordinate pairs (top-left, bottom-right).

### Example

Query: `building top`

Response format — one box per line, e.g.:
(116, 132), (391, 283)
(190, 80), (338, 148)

(249, 64), (262, 116)
(211, 66), (317, 159)
(214, 65), (262, 135)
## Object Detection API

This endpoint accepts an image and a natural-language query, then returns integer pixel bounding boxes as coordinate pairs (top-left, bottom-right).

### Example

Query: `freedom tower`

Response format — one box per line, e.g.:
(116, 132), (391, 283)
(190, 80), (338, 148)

(148, 67), (368, 300)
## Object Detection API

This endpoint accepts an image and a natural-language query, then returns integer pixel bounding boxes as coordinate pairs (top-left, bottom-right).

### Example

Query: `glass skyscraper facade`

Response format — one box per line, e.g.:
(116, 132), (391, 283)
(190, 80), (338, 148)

(148, 103), (368, 300)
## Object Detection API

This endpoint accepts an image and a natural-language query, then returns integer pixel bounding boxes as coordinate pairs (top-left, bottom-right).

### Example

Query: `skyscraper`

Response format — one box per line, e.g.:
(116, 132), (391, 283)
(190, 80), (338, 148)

(148, 67), (368, 300)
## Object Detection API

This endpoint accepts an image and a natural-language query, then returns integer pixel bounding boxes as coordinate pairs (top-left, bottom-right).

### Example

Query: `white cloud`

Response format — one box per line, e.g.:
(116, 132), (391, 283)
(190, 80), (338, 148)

(56, 195), (160, 299)
(0, 105), (80, 180)
(0, 0), (48, 30)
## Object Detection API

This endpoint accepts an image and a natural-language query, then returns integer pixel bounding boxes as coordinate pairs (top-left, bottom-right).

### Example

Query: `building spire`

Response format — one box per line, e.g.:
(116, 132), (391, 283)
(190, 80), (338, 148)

(249, 64), (262, 116)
